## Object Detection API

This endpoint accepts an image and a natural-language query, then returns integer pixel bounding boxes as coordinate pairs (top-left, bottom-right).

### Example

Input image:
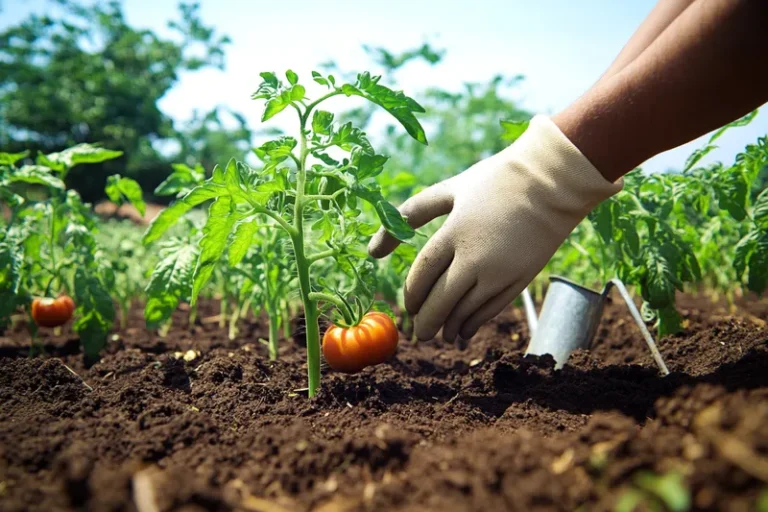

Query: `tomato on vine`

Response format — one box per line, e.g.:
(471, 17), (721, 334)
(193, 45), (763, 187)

(322, 311), (399, 373)
(31, 295), (76, 328)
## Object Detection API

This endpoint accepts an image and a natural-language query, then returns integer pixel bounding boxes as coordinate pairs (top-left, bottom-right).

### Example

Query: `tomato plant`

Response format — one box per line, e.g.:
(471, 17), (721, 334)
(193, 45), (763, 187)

(322, 311), (399, 373)
(143, 70), (426, 395)
(549, 110), (768, 335)
(0, 144), (126, 361)
(98, 221), (154, 329)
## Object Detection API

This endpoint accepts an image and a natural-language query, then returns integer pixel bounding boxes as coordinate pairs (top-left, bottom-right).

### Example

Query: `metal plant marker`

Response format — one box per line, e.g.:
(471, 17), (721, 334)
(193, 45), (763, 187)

(522, 276), (669, 375)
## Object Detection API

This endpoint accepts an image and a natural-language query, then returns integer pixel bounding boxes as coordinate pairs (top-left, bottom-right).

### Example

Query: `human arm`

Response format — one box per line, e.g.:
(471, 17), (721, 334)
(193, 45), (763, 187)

(368, 0), (768, 342)
(599, 0), (696, 81)
(555, 0), (768, 181)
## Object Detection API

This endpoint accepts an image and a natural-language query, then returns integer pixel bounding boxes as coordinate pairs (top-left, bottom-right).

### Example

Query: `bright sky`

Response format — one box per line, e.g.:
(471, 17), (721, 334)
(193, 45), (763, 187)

(2, 0), (767, 174)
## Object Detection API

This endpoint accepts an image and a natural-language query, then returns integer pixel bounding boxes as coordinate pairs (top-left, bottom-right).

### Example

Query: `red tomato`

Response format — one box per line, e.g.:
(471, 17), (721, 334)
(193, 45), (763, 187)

(31, 295), (75, 328)
(322, 311), (399, 373)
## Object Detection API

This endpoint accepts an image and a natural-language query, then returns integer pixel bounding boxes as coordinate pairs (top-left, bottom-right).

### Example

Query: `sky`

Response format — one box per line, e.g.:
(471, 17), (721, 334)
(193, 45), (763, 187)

(2, 0), (767, 174)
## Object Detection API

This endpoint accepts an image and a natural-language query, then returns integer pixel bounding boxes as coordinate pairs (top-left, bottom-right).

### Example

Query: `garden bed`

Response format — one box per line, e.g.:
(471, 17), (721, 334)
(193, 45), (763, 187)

(1, 295), (767, 511)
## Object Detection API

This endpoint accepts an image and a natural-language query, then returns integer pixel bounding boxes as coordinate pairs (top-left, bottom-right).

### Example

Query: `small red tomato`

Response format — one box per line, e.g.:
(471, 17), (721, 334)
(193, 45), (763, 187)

(322, 311), (399, 373)
(31, 295), (75, 328)
(59, 295), (76, 317)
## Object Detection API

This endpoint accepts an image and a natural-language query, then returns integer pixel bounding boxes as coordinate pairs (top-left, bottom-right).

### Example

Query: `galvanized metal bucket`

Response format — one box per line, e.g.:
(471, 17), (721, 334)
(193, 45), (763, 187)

(522, 276), (669, 375)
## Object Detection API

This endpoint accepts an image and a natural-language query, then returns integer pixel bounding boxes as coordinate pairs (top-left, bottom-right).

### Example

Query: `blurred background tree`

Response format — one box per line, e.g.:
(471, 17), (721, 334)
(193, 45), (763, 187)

(0, 0), (249, 203)
(1, 0), (530, 208)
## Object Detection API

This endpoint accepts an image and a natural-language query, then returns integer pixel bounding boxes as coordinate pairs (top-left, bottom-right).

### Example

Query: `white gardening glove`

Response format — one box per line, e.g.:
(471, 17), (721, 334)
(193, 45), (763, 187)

(368, 115), (623, 342)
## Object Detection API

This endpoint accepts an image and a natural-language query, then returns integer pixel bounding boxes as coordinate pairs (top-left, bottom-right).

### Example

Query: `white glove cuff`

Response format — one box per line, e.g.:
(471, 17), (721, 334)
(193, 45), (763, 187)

(505, 115), (623, 215)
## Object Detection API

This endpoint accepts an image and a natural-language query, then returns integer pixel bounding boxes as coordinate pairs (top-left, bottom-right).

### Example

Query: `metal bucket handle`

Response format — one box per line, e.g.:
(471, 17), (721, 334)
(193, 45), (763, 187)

(604, 278), (670, 376)
(522, 278), (670, 376)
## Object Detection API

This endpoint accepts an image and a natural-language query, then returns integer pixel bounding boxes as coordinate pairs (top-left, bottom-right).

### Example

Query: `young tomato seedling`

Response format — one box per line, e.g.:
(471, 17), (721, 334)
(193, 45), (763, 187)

(143, 70), (426, 396)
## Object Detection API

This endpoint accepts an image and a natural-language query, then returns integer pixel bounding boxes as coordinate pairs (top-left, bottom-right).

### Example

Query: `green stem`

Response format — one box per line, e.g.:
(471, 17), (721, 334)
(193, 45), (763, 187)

(292, 232), (320, 397)
(242, 198), (297, 235)
(268, 312), (280, 361)
(44, 275), (57, 297)
(303, 189), (345, 203)
(240, 292), (254, 319)
(120, 301), (128, 330)
(188, 302), (198, 329)
(262, 252), (280, 360)
(302, 90), (343, 121)
(49, 204), (57, 276)
(307, 248), (337, 265)
(228, 302), (240, 340)
(158, 318), (171, 338)
(307, 292), (355, 325)
(292, 110), (322, 397)
(282, 303), (291, 338)
(219, 298), (227, 329)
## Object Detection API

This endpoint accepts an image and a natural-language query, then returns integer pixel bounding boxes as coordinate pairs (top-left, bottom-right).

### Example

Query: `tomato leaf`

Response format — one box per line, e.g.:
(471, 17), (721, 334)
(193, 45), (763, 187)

(73, 266), (115, 363)
(350, 184), (414, 241)
(708, 110), (758, 144)
(228, 218), (258, 266)
(8, 165), (65, 190)
(155, 163), (206, 197)
(682, 145), (717, 173)
(39, 143), (123, 171)
(143, 183), (227, 244)
(262, 97), (289, 121)
(341, 73), (427, 145)
(290, 84), (306, 102)
(352, 148), (389, 180)
(144, 240), (198, 329)
(0, 238), (23, 326)
(105, 174), (146, 216)
(0, 150), (29, 166)
(312, 110), (335, 136)
(499, 119), (530, 143)
(643, 247), (677, 309)
(311, 214), (334, 244)
(753, 188), (768, 228)
(588, 200), (614, 243)
(654, 305), (682, 337)
(746, 233), (768, 294)
(715, 168), (749, 221)
(734, 230), (758, 279)
(191, 196), (237, 304)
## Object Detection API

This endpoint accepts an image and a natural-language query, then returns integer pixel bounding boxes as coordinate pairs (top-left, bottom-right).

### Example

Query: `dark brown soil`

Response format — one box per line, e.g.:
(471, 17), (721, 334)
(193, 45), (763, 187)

(1, 293), (767, 511)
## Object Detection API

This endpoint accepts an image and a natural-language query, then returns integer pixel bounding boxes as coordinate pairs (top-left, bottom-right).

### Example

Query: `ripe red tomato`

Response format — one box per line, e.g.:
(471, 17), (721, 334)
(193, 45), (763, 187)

(322, 311), (399, 373)
(31, 295), (75, 328)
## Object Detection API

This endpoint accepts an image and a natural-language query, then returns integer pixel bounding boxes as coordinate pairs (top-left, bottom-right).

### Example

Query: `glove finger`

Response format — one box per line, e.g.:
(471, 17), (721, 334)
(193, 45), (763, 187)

(368, 181), (454, 259)
(442, 278), (510, 343)
(403, 225), (455, 315)
(458, 283), (523, 341)
(412, 260), (476, 341)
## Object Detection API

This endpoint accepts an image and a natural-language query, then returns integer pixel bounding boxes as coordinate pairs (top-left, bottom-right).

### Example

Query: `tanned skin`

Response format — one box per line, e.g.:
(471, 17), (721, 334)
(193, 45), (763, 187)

(553, 0), (768, 182)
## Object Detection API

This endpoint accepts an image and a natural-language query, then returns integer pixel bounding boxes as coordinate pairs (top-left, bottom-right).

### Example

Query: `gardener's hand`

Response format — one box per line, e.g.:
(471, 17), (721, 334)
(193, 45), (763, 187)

(368, 116), (622, 342)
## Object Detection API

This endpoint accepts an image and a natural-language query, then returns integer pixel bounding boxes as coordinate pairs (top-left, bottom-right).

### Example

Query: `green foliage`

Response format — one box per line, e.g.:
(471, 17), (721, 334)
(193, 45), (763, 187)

(0, 144), (123, 360)
(143, 69), (425, 395)
(615, 471), (691, 512)
(500, 119), (530, 142)
(543, 109), (768, 336)
(105, 175), (146, 216)
(144, 239), (198, 329)
(154, 163), (207, 198)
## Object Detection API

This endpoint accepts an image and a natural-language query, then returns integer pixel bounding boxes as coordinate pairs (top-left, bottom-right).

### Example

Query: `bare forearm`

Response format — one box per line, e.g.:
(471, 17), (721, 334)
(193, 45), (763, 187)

(555, 0), (768, 182)
(600, 0), (696, 80)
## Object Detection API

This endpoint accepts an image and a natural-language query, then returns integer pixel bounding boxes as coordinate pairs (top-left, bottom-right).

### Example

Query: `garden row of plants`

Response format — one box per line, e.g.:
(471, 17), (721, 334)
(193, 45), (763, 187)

(2, 66), (767, 397)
